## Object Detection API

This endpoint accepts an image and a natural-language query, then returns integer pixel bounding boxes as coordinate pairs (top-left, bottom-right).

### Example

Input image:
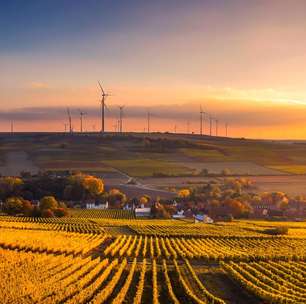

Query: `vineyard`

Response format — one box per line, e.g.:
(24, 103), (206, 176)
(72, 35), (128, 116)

(69, 209), (136, 219)
(0, 212), (305, 303)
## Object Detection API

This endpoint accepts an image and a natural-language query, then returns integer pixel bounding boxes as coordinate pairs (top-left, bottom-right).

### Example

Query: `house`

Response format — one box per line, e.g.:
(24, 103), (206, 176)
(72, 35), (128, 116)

(194, 214), (214, 223)
(86, 201), (108, 209)
(135, 207), (151, 217)
(251, 203), (281, 218)
(172, 210), (185, 219)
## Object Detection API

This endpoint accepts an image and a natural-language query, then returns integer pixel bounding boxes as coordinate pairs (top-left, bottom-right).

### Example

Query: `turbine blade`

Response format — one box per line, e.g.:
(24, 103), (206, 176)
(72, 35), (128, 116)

(98, 81), (105, 94)
(104, 103), (110, 111)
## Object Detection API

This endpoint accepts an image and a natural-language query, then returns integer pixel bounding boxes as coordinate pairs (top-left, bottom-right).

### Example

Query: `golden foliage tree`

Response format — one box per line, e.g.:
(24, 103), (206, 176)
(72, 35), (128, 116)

(82, 175), (104, 196)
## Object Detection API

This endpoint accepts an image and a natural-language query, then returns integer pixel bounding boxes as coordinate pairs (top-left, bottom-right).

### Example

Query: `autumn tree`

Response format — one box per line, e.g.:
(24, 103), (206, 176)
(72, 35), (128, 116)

(2, 197), (24, 215)
(53, 207), (68, 217)
(108, 188), (127, 208)
(139, 196), (149, 206)
(41, 209), (54, 218)
(0, 177), (23, 200)
(22, 199), (34, 216)
(151, 202), (171, 219)
(64, 173), (104, 200)
(178, 189), (191, 199)
(223, 198), (252, 218)
(82, 175), (104, 197)
(40, 196), (58, 211)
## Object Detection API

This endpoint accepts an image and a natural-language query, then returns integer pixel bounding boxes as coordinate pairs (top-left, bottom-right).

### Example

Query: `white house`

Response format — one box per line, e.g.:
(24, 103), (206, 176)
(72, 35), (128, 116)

(135, 207), (151, 217)
(172, 210), (185, 219)
(86, 201), (108, 209)
(194, 214), (214, 223)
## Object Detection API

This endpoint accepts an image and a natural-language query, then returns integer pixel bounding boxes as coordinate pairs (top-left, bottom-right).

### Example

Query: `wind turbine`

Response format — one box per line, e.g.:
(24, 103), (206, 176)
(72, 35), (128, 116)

(66, 108), (72, 133)
(79, 109), (87, 133)
(225, 122), (228, 137)
(118, 105), (125, 133)
(200, 106), (205, 136)
(98, 81), (109, 133)
(209, 115), (213, 136)
(147, 109), (151, 133)
(215, 118), (219, 136)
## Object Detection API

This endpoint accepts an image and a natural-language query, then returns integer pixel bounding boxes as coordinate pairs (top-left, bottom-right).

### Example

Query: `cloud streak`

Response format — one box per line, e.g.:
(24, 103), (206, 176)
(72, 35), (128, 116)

(28, 82), (49, 90)
(1, 101), (306, 128)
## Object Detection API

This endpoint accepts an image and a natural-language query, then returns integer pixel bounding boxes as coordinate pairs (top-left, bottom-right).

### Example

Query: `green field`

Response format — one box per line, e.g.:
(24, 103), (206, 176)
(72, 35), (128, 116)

(2, 133), (306, 177)
(103, 158), (195, 177)
(268, 164), (306, 174)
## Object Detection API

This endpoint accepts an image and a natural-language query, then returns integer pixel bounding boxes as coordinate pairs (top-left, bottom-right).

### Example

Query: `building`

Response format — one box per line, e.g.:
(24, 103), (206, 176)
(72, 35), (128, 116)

(135, 207), (151, 217)
(86, 201), (108, 209)
(172, 210), (185, 219)
(194, 214), (214, 223)
(251, 203), (281, 218)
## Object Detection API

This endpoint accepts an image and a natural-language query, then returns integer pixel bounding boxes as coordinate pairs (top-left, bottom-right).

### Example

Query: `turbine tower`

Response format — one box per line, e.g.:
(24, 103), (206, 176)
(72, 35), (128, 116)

(79, 109), (87, 133)
(118, 105), (125, 133)
(209, 115), (213, 136)
(225, 122), (228, 137)
(215, 119), (219, 136)
(147, 110), (151, 133)
(200, 106), (205, 136)
(66, 108), (72, 134)
(98, 81), (109, 133)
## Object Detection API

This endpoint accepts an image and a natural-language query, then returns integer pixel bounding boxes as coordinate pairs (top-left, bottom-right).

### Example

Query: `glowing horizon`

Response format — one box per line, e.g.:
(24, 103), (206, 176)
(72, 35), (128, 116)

(1, 1), (306, 139)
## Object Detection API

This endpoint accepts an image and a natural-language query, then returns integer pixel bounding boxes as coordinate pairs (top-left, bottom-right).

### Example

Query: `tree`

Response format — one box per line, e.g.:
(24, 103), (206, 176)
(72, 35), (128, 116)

(221, 168), (231, 176)
(22, 200), (34, 216)
(41, 209), (54, 218)
(0, 177), (23, 200)
(199, 168), (209, 176)
(178, 189), (191, 199)
(40, 196), (58, 211)
(2, 197), (24, 215)
(82, 175), (104, 197)
(223, 199), (252, 218)
(139, 196), (149, 206)
(151, 202), (171, 219)
(108, 189), (127, 207)
(54, 207), (68, 217)
(279, 197), (289, 211)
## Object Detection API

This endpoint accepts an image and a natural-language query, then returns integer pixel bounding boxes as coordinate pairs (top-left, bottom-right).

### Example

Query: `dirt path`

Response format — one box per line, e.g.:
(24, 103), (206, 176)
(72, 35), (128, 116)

(0, 151), (39, 176)
(198, 270), (261, 304)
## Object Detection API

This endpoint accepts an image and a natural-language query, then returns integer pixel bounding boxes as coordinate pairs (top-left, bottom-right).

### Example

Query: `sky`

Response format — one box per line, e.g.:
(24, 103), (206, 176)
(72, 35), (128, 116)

(1, 0), (306, 138)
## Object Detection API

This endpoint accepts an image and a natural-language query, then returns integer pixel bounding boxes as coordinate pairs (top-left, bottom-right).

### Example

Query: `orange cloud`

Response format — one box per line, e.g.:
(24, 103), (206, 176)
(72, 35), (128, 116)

(28, 82), (49, 90)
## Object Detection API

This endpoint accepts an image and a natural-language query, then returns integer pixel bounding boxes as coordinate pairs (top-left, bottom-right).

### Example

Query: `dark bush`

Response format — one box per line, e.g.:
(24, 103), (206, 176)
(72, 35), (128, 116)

(264, 226), (288, 235)
(41, 209), (54, 218)
(53, 207), (68, 217)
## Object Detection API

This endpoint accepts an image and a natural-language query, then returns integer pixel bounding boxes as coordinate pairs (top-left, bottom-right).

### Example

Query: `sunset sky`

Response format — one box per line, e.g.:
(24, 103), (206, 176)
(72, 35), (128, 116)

(1, 0), (306, 138)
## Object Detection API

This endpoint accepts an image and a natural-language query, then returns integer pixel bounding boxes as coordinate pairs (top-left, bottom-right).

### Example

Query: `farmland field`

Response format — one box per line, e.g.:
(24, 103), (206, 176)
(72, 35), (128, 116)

(2, 133), (306, 179)
(180, 161), (284, 175)
(268, 164), (306, 174)
(103, 159), (195, 177)
(0, 211), (305, 303)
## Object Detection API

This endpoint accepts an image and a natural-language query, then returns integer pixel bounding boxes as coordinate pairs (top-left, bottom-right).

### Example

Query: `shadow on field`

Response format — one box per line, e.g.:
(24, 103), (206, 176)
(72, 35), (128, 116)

(198, 271), (262, 304)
